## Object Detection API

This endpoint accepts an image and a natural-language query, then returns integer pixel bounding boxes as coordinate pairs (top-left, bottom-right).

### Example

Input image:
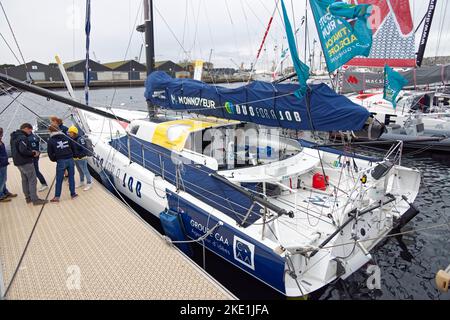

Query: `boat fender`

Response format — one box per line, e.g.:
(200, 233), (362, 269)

(436, 265), (450, 292)
(160, 210), (193, 257)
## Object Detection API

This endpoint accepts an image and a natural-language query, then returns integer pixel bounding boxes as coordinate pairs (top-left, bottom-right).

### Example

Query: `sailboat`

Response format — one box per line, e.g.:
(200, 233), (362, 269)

(0, 0), (422, 297)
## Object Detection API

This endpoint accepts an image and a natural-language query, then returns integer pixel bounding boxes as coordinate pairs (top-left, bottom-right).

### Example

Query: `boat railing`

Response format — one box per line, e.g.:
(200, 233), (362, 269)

(384, 140), (404, 166)
(114, 133), (294, 228)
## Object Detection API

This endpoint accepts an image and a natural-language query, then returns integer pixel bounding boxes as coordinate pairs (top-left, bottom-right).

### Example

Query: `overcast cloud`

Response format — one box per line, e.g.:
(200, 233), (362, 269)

(1, 0), (449, 69)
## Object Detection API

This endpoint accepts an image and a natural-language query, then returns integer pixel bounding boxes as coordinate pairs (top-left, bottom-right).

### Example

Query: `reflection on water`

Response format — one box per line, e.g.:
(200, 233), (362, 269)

(1, 88), (449, 300)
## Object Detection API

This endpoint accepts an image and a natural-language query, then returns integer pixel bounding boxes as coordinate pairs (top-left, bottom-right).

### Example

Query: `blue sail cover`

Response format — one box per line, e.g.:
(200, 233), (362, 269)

(145, 71), (370, 131)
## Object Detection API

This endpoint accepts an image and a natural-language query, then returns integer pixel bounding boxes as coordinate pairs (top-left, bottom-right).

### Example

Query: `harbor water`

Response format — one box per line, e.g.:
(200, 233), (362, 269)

(1, 87), (449, 300)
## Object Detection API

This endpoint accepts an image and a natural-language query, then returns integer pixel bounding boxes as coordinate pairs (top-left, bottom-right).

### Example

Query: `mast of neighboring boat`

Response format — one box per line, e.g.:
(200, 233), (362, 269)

(416, 0), (438, 67)
(304, 0), (308, 65)
(143, 0), (157, 118)
(55, 54), (91, 134)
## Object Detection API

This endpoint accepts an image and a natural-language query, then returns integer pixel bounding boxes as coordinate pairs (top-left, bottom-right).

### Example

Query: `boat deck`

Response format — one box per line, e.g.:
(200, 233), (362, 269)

(0, 156), (234, 300)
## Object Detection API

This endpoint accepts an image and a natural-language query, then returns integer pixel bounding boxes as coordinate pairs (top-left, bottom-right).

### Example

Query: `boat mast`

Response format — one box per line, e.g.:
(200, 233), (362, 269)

(143, 0), (157, 118)
(416, 0), (437, 67)
(304, 0), (308, 64)
(84, 0), (91, 106)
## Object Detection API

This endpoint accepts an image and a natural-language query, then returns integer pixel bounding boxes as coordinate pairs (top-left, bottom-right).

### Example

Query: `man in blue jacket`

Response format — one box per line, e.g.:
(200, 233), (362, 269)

(47, 125), (77, 202)
(28, 130), (49, 192)
(10, 123), (48, 206)
(0, 127), (17, 203)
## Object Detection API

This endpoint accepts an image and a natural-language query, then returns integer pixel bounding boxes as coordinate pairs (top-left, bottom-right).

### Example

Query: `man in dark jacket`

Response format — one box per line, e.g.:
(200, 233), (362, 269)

(47, 125), (77, 202)
(28, 131), (48, 192)
(68, 126), (93, 191)
(10, 123), (48, 206)
(0, 127), (17, 202)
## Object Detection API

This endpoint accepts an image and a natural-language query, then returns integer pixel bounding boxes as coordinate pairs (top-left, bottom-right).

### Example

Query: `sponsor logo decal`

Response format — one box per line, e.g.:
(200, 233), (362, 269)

(233, 236), (255, 270)
(224, 101), (235, 115)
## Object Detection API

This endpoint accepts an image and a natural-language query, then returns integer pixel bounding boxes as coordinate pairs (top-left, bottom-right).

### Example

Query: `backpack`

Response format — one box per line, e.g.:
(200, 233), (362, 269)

(84, 136), (94, 157)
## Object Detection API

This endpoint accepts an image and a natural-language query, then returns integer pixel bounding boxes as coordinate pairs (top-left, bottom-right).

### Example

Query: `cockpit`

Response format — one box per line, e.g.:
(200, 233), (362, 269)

(183, 122), (302, 170)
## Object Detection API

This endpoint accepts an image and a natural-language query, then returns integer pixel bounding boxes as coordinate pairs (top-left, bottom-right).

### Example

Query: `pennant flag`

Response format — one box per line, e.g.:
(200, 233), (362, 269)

(281, 0), (309, 97)
(310, 0), (373, 73)
(383, 65), (408, 109)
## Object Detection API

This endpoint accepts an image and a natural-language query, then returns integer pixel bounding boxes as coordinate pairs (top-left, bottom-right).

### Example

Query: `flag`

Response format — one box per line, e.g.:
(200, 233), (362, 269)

(281, 0), (309, 97)
(383, 65), (408, 109)
(310, 0), (373, 73)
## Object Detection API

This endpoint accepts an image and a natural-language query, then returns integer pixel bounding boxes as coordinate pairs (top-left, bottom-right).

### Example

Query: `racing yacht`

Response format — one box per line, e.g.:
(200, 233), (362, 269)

(65, 72), (420, 297)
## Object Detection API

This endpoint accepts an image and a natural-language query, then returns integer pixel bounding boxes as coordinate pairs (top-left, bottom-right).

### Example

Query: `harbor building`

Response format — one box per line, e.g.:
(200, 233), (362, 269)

(64, 59), (113, 82)
(155, 60), (184, 78)
(0, 61), (63, 82)
(103, 60), (147, 81)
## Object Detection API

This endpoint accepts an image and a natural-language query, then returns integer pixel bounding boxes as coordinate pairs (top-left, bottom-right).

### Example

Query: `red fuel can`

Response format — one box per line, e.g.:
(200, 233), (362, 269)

(312, 173), (328, 191)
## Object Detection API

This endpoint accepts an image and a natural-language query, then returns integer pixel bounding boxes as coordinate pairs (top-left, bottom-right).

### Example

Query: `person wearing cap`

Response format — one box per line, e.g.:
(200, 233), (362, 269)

(67, 126), (93, 191)
(10, 123), (48, 206)
(28, 130), (49, 192)
(47, 124), (77, 202)
(0, 127), (18, 203)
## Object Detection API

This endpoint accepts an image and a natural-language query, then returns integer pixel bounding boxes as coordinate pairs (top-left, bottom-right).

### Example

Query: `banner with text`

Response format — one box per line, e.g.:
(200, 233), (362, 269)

(310, 0), (373, 73)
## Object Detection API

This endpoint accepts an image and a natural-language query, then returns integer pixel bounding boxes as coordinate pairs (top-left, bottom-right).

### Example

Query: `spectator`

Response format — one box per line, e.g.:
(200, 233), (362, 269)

(50, 117), (69, 178)
(50, 116), (68, 135)
(47, 124), (77, 202)
(0, 127), (17, 203)
(68, 126), (93, 191)
(28, 130), (49, 192)
(10, 123), (48, 206)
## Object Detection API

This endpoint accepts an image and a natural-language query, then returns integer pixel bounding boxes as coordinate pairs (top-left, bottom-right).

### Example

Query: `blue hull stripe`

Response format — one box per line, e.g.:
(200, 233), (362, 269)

(167, 191), (286, 294)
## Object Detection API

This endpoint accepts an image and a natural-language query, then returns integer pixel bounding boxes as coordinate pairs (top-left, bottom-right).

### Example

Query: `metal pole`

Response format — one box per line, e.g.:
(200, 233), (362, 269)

(144, 0), (155, 75)
(84, 0), (91, 106)
(304, 0), (308, 64)
(261, 182), (267, 240)
(144, 0), (157, 118)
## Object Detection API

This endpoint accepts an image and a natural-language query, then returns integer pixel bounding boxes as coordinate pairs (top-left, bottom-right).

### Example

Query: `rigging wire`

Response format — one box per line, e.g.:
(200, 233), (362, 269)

(240, 0), (255, 62)
(434, 0), (448, 58)
(0, 1), (29, 76)
(188, 0), (203, 59)
(72, 0), (76, 60)
(153, 4), (191, 61)
(177, 0), (189, 62)
(0, 91), (23, 116)
(249, 0), (280, 81)
(108, 0), (143, 108)
(0, 31), (21, 65)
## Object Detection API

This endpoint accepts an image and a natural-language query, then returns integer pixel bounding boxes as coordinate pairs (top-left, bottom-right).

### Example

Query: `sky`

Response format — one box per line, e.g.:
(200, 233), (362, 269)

(0, 0), (450, 69)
